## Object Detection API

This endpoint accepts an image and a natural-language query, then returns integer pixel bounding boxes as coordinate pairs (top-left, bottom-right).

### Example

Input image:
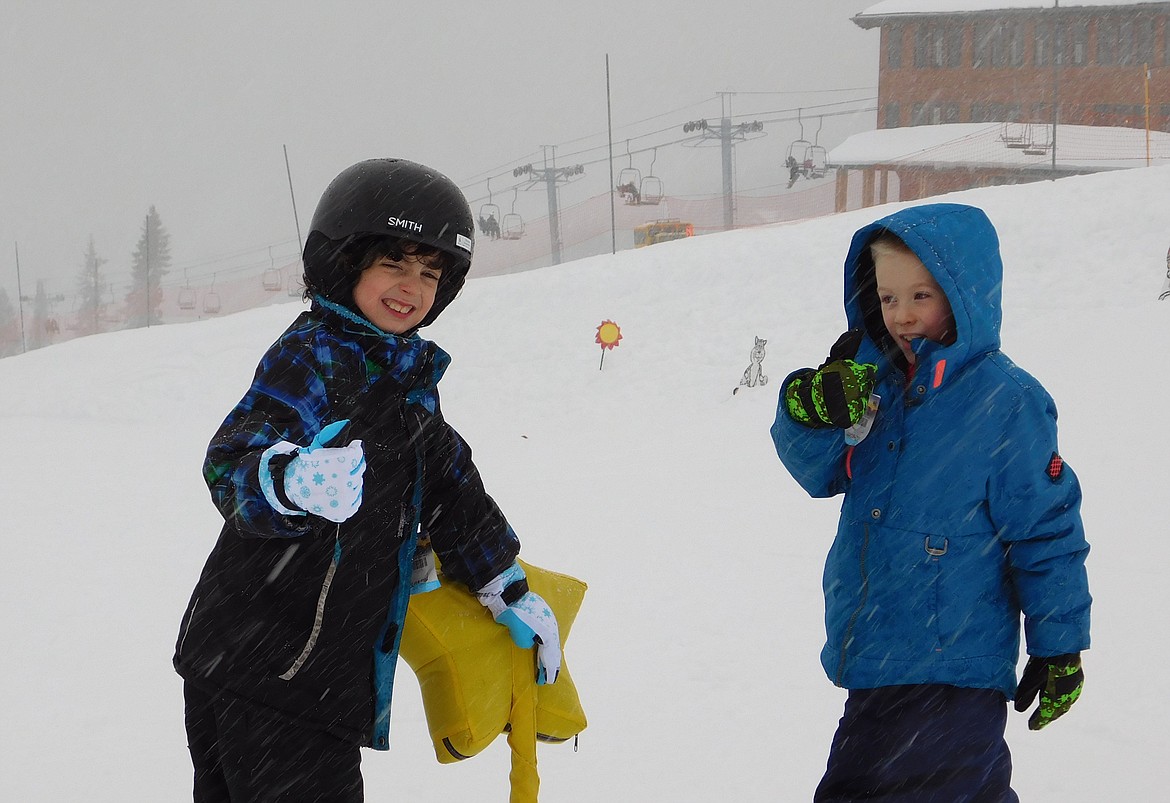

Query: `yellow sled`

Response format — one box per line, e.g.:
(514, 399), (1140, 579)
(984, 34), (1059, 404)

(399, 559), (587, 802)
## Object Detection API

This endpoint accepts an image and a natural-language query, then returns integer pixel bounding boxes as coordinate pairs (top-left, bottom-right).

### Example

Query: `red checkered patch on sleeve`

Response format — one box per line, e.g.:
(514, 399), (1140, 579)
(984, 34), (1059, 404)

(1046, 452), (1064, 481)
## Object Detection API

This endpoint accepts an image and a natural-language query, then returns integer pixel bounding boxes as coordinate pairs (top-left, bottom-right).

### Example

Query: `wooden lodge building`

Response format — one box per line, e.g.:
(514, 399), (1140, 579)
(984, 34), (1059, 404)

(830, 0), (1170, 209)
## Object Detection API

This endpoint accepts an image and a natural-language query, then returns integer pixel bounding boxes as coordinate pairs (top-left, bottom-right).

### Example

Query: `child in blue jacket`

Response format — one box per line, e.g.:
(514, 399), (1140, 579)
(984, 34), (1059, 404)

(770, 203), (1091, 801)
(175, 159), (560, 802)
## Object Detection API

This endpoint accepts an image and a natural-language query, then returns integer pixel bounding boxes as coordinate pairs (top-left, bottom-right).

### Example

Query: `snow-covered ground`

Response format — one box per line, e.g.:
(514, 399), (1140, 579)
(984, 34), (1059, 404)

(2, 165), (1168, 800)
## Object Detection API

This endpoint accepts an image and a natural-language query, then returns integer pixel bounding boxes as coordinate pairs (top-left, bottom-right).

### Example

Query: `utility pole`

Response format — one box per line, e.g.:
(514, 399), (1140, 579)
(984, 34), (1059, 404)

(1051, 0), (1060, 173)
(145, 213), (151, 328)
(284, 144), (303, 253)
(513, 147), (584, 265)
(14, 242), (26, 353)
(606, 54), (616, 255)
(682, 92), (764, 231)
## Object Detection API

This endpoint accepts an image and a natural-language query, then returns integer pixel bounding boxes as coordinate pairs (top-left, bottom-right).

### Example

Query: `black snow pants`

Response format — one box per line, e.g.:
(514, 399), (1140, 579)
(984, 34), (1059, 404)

(183, 681), (364, 803)
(814, 684), (1018, 803)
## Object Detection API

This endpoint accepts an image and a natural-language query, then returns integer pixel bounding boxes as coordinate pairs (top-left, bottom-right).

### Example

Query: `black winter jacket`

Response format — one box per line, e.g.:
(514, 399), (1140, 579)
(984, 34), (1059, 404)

(174, 300), (519, 748)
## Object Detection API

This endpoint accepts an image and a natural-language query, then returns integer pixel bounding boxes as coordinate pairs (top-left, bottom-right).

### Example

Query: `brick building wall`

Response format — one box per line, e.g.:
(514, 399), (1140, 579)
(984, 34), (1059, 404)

(859, 5), (1170, 132)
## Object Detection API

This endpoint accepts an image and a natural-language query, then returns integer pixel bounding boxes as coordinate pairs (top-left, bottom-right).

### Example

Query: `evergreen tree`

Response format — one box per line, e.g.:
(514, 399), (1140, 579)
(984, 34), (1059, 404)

(124, 205), (171, 327)
(0, 286), (20, 358)
(75, 235), (108, 336)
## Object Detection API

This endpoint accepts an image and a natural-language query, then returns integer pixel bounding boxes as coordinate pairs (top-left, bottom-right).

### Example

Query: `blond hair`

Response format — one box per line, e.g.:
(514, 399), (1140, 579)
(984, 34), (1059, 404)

(869, 231), (914, 262)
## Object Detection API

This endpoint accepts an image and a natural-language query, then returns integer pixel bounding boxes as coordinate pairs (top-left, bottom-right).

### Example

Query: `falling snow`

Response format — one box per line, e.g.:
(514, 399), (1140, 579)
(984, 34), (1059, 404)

(1, 165), (1168, 800)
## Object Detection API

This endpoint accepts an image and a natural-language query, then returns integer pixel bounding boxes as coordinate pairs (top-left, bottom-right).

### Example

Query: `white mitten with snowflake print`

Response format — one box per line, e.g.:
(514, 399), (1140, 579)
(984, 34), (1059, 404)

(260, 420), (366, 524)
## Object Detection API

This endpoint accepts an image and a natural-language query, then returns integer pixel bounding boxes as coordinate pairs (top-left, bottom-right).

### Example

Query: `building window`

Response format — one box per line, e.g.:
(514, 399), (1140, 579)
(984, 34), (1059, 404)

(975, 18), (1023, 68)
(909, 102), (961, 125)
(974, 21), (990, 67)
(887, 25), (903, 68)
(884, 102), (901, 128)
(1135, 17), (1155, 65)
(947, 23), (963, 68)
(914, 23), (959, 68)
(1101, 16), (1156, 67)
(1098, 17), (1118, 64)
(1036, 22), (1052, 66)
(1120, 18), (1136, 64)
(1071, 20), (1089, 66)
(1009, 21), (1026, 66)
(971, 102), (1021, 123)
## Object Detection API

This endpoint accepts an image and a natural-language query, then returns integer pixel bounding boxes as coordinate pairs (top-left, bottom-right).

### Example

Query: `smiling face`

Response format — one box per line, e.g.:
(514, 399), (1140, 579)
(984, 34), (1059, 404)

(873, 240), (955, 365)
(351, 251), (442, 335)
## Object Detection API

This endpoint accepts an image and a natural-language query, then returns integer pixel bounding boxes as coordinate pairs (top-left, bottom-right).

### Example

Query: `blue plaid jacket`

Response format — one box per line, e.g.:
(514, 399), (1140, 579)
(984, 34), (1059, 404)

(175, 299), (519, 748)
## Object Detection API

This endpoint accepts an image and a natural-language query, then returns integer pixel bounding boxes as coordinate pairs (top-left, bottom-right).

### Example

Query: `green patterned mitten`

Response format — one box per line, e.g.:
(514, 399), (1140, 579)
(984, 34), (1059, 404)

(1014, 654), (1084, 731)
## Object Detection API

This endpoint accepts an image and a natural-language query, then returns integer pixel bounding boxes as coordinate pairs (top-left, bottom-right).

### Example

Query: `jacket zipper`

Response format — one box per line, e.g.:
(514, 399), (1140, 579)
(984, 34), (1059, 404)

(835, 523), (871, 686)
(177, 596), (199, 656)
(279, 527), (342, 681)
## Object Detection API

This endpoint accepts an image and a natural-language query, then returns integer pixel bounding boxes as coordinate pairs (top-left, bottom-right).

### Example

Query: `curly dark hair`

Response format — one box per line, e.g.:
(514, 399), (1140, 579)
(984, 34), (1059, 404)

(301, 234), (462, 305)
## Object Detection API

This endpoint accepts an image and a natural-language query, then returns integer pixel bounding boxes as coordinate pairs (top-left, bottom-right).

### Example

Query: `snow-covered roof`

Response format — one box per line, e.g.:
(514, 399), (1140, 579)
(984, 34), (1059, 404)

(856, 1), (1169, 26)
(828, 122), (1170, 171)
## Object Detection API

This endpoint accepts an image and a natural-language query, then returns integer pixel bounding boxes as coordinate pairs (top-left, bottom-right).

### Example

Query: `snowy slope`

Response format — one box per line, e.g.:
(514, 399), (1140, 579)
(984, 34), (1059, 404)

(2, 166), (1168, 801)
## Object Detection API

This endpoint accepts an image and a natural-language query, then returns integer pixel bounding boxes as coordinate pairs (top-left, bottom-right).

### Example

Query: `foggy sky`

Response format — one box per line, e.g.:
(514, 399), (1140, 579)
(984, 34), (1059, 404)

(0, 1), (877, 294)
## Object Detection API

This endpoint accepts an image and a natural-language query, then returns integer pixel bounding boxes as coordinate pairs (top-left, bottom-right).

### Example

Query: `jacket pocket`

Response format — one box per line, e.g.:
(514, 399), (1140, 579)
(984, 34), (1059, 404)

(278, 535), (342, 681)
(933, 529), (1014, 655)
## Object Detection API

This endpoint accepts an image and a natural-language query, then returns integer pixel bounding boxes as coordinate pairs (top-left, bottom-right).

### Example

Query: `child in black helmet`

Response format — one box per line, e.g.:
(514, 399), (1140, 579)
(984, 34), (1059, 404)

(175, 159), (559, 801)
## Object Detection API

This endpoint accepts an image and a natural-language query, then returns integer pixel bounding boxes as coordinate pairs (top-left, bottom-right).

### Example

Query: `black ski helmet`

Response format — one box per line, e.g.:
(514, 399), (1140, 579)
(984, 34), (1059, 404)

(303, 158), (475, 327)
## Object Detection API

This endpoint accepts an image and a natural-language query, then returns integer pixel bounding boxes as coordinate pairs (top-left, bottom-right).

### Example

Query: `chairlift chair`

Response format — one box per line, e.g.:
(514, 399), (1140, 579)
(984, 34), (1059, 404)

(262, 268), (282, 291)
(639, 175), (664, 205)
(501, 212), (525, 240)
(1001, 122), (1032, 149)
(478, 178), (502, 239)
(786, 139), (814, 183)
(478, 202), (501, 226)
(178, 270), (196, 310)
(203, 275), (221, 314)
(786, 138), (813, 163)
(805, 144), (829, 179)
(616, 166), (642, 204)
(1020, 125), (1051, 156)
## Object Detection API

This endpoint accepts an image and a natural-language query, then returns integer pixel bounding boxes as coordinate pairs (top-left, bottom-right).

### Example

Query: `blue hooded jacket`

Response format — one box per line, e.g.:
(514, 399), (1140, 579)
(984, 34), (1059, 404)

(770, 203), (1091, 697)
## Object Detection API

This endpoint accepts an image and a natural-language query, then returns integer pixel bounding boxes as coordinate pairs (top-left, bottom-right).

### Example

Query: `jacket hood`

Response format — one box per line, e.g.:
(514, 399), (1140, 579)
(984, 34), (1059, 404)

(843, 203), (1003, 377)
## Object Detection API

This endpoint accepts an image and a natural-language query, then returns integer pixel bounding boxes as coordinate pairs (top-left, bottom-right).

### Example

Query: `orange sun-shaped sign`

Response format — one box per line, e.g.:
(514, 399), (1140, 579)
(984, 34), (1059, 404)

(596, 320), (622, 349)
(595, 320), (622, 370)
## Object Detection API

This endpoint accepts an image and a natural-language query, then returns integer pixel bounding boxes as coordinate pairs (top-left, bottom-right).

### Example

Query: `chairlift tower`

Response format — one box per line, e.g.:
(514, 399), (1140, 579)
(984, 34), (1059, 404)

(513, 147), (585, 265)
(682, 92), (764, 230)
